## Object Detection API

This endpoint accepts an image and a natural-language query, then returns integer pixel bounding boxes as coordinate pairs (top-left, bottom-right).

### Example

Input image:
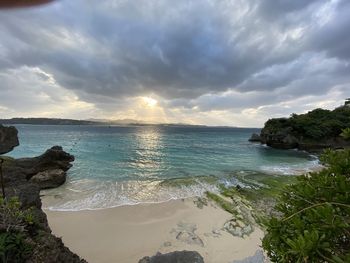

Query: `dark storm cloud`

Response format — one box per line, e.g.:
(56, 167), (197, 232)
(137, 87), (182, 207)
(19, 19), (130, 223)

(309, 1), (350, 60)
(256, 0), (322, 19)
(0, 0), (349, 115)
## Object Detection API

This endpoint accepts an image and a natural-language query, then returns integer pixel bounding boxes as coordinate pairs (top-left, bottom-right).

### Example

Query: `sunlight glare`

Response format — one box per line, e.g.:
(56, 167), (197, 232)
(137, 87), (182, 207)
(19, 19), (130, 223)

(142, 97), (158, 107)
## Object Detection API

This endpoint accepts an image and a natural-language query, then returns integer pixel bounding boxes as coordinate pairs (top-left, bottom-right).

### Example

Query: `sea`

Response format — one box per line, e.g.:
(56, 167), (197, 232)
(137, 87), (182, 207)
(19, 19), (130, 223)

(7, 125), (322, 211)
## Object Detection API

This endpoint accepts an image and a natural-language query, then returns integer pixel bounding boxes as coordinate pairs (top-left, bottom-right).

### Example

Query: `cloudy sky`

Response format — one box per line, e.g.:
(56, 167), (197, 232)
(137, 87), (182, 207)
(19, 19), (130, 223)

(0, 0), (349, 127)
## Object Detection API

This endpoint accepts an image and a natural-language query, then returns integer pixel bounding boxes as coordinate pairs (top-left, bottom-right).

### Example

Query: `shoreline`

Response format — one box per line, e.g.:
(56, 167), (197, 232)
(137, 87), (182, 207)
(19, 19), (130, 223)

(40, 160), (324, 212)
(44, 197), (265, 263)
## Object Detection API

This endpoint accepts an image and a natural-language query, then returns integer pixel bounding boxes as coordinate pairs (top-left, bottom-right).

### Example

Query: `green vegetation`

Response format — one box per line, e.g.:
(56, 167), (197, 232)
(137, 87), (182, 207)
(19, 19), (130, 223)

(205, 191), (238, 215)
(264, 101), (350, 140)
(160, 175), (218, 188)
(262, 150), (350, 263)
(0, 232), (31, 263)
(0, 197), (35, 263)
(341, 128), (350, 140)
(230, 172), (297, 200)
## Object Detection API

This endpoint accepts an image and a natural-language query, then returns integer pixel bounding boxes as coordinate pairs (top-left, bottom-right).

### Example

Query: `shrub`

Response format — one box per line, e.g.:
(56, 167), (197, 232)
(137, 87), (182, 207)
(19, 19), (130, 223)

(0, 232), (31, 263)
(262, 150), (350, 263)
(340, 128), (350, 140)
(0, 197), (34, 263)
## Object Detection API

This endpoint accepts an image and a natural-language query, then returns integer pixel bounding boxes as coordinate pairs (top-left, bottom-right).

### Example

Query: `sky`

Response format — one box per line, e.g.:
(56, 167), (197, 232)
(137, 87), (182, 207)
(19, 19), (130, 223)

(0, 0), (349, 127)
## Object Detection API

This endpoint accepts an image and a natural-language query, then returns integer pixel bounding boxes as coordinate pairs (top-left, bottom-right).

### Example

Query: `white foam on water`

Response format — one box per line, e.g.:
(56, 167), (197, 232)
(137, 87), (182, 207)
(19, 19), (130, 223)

(260, 159), (323, 175)
(42, 178), (220, 211)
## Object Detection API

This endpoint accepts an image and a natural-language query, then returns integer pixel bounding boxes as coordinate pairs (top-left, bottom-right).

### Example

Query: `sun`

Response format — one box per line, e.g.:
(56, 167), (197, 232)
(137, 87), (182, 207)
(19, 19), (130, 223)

(142, 96), (158, 107)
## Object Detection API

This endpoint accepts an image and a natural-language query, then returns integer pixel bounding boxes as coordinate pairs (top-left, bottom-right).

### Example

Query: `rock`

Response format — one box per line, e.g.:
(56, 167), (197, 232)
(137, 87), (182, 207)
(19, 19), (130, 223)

(138, 251), (204, 263)
(260, 127), (299, 149)
(30, 169), (66, 189)
(242, 224), (253, 236)
(257, 104), (350, 152)
(4, 146), (75, 183)
(248, 133), (261, 142)
(236, 220), (245, 228)
(0, 124), (19, 154)
(1, 145), (84, 262)
(223, 218), (254, 238)
(232, 250), (266, 263)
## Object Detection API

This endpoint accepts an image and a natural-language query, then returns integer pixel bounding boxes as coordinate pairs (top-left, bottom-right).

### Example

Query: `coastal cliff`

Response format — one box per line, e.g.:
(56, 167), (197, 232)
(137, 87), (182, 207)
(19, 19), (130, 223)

(0, 124), (86, 262)
(250, 102), (350, 152)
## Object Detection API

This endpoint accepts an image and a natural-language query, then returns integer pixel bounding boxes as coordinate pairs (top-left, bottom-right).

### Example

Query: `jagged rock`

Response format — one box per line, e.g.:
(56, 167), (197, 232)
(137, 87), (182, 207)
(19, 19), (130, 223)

(1, 145), (85, 262)
(0, 124), (19, 154)
(15, 146), (74, 178)
(248, 133), (261, 142)
(30, 169), (66, 189)
(260, 127), (299, 149)
(138, 251), (204, 263)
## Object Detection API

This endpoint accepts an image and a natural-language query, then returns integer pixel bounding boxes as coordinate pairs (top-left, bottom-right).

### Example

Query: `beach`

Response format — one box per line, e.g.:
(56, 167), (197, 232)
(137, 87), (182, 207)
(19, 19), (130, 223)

(44, 197), (264, 263)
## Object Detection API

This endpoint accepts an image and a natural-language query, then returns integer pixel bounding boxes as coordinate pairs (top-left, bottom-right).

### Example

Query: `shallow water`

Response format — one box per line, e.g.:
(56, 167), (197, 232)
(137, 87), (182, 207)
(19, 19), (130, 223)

(8, 125), (321, 210)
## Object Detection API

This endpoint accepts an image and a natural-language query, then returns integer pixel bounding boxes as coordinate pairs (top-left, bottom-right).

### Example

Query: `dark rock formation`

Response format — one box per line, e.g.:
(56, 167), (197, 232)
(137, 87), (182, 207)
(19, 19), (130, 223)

(0, 124), (19, 154)
(260, 127), (299, 149)
(259, 125), (350, 152)
(251, 103), (350, 152)
(0, 125), (86, 262)
(16, 146), (73, 175)
(248, 133), (261, 142)
(3, 146), (74, 185)
(139, 251), (204, 263)
(30, 169), (66, 189)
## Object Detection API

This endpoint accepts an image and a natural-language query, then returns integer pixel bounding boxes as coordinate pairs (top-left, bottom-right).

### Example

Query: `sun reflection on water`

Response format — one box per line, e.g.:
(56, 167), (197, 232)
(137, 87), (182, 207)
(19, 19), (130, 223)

(130, 126), (164, 175)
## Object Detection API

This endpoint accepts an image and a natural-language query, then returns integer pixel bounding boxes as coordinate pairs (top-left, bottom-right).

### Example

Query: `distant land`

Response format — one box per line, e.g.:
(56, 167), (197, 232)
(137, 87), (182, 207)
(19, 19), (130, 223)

(0, 117), (211, 127)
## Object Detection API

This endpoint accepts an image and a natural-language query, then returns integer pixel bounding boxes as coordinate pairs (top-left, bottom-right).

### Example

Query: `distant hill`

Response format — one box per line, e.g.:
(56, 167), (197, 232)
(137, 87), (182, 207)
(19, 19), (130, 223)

(0, 118), (97, 125)
(0, 117), (208, 127)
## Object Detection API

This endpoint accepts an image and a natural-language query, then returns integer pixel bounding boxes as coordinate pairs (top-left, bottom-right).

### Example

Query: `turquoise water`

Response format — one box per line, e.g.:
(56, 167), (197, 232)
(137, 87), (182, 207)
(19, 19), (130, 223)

(8, 125), (320, 210)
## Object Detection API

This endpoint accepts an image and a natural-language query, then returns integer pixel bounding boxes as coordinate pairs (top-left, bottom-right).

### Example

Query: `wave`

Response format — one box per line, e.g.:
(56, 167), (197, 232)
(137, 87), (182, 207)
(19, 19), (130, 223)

(42, 177), (220, 211)
(42, 157), (323, 211)
(259, 159), (323, 175)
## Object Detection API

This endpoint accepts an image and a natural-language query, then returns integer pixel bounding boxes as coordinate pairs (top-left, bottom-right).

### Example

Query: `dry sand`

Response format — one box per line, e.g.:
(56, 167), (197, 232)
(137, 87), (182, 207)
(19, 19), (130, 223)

(44, 198), (264, 263)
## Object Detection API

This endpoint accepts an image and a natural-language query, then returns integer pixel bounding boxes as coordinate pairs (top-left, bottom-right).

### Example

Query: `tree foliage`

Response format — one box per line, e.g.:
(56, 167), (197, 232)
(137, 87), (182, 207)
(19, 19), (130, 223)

(264, 101), (350, 140)
(262, 149), (350, 263)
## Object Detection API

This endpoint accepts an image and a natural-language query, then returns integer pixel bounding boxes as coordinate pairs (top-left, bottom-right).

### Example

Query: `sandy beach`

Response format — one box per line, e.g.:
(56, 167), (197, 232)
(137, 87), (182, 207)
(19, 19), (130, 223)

(44, 198), (264, 263)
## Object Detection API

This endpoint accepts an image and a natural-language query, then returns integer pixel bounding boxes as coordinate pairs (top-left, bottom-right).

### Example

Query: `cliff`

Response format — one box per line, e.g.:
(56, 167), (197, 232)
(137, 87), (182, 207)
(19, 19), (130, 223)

(0, 125), (86, 262)
(251, 103), (350, 152)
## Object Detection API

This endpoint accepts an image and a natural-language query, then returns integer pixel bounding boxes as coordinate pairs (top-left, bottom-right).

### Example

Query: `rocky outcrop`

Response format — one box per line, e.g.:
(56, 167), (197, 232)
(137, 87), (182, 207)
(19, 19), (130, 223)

(258, 126), (350, 152)
(3, 146), (74, 186)
(139, 251), (204, 263)
(259, 127), (299, 149)
(248, 133), (261, 142)
(15, 145), (73, 175)
(0, 125), (86, 262)
(250, 103), (350, 152)
(0, 124), (19, 154)
(30, 169), (66, 189)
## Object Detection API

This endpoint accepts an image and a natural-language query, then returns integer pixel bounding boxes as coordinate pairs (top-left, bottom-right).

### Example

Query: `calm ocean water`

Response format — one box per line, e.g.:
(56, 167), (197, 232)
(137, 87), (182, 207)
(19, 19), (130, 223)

(8, 125), (321, 210)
